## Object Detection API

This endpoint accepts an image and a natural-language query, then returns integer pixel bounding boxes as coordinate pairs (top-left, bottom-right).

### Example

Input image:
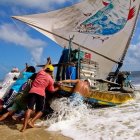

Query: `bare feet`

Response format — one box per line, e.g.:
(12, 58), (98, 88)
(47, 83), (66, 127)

(12, 115), (24, 122)
(20, 121), (31, 132)
(0, 113), (9, 121)
(20, 118), (38, 132)
(28, 120), (35, 128)
(20, 126), (26, 132)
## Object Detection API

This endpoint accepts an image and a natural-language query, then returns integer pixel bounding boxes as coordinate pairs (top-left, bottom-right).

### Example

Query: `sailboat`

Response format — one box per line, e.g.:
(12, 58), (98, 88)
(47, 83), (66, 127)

(12, 0), (140, 106)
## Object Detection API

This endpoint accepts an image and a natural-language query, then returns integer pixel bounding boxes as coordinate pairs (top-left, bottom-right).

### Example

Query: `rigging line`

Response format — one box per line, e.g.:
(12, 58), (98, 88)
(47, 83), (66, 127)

(12, 17), (36, 41)
(12, 16), (120, 64)
(11, 18), (25, 33)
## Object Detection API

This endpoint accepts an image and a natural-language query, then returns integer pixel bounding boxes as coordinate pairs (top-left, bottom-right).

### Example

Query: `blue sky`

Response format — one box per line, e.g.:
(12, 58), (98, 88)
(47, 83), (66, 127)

(0, 0), (140, 80)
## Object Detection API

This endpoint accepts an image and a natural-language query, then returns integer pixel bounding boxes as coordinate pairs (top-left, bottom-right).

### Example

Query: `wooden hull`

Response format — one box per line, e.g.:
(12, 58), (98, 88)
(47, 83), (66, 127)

(59, 85), (134, 106)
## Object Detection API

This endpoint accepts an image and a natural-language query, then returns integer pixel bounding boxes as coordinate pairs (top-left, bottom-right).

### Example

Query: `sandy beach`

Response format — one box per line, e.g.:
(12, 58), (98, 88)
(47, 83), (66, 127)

(0, 119), (71, 140)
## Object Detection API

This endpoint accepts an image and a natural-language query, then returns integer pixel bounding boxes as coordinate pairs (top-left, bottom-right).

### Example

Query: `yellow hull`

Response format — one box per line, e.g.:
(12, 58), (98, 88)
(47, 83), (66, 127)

(60, 85), (134, 106)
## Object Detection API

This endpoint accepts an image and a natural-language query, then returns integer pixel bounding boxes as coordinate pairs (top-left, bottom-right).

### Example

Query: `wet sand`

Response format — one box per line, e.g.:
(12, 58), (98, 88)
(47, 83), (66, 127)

(0, 119), (72, 140)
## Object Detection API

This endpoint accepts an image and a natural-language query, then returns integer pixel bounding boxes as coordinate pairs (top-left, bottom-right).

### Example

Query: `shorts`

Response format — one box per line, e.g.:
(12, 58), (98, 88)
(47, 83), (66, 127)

(27, 93), (46, 112)
(70, 92), (83, 100)
(8, 102), (26, 112)
(69, 92), (84, 106)
(3, 89), (18, 109)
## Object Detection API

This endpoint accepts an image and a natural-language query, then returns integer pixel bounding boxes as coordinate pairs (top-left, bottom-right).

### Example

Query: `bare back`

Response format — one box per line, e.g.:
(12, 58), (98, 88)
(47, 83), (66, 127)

(73, 80), (90, 97)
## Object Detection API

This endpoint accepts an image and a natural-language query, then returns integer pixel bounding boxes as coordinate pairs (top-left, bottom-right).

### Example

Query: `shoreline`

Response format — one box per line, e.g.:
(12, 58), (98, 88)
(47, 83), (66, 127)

(0, 120), (72, 140)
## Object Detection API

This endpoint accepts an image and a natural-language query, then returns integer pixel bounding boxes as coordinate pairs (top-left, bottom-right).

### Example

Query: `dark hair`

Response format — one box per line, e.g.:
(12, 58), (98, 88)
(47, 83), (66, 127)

(26, 66), (36, 73)
(45, 69), (53, 73)
(29, 73), (37, 80)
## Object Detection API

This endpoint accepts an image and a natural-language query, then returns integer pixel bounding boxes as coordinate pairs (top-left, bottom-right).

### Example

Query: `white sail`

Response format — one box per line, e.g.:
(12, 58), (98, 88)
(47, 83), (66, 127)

(12, 0), (140, 78)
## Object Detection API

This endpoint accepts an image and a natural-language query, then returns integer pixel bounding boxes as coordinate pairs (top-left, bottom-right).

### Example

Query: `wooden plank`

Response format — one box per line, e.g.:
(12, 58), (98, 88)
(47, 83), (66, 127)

(81, 69), (95, 74)
(36, 62), (77, 67)
(95, 79), (119, 86)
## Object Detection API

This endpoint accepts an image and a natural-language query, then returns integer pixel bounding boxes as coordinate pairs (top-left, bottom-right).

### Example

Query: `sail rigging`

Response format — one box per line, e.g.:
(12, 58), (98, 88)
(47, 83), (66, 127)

(12, 0), (140, 78)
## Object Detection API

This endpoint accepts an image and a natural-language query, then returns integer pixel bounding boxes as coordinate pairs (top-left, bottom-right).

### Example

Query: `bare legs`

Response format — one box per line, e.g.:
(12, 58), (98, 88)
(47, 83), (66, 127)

(0, 111), (14, 121)
(20, 109), (43, 132)
(0, 105), (3, 110)
(28, 111), (43, 128)
(20, 109), (32, 132)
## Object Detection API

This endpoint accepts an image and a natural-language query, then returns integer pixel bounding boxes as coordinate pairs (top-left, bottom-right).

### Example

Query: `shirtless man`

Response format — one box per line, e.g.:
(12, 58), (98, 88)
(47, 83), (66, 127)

(59, 79), (91, 97)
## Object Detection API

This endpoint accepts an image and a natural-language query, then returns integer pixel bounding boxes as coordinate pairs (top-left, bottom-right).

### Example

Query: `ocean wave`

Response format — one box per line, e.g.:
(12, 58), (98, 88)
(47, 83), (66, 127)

(36, 93), (140, 140)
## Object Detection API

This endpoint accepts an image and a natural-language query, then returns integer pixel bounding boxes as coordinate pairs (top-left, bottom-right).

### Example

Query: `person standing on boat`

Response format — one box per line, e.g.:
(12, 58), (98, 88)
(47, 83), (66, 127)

(116, 72), (126, 88)
(59, 79), (91, 102)
(20, 60), (60, 132)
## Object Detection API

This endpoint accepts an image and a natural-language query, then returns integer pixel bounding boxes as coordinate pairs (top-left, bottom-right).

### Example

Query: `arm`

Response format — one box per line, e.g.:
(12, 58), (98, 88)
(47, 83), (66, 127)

(21, 63), (29, 73)
(47, 81), (61, 93)
(43, 57), (51, 70)
(59, 79), (80, 84)
(18, 63), (29, 78)
(53, 86), (60, 92)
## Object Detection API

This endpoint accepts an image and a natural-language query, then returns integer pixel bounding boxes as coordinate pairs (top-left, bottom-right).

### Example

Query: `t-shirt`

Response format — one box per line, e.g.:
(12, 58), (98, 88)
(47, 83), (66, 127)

(12, 72), (34, 92)
(29, 69), (54, 97)
(0, 72), (20, 99)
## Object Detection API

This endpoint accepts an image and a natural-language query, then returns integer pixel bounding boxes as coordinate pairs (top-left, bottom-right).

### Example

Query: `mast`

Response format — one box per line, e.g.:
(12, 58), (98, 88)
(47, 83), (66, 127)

(11, 0), (140, 79)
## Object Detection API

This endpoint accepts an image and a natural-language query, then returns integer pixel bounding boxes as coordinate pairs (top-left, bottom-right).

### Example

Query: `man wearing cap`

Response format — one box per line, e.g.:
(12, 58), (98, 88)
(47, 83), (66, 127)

(20, 60), (59, 132)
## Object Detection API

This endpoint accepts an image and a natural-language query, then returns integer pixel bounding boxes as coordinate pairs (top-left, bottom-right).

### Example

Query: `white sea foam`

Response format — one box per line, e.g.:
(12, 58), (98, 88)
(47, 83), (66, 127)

(133, 84), (140, 90)
(36, 89), (140, 140)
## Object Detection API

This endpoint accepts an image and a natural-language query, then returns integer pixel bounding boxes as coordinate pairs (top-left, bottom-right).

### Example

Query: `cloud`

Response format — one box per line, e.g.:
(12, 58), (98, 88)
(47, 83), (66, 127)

(123, 42), (140, 70)
(0, 23), (46, 63)
(0, 0), (82, 21)
(0, 0), (80, 11)
(31, 47), (43, 64)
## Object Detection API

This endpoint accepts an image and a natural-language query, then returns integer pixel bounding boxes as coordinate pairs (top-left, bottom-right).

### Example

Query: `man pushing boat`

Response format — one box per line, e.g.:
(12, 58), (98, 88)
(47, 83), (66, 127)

(59, 79), (91, 101)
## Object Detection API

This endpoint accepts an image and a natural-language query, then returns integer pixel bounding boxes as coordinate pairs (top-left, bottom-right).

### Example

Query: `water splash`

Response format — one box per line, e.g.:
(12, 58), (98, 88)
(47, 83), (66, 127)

(37, 90), (140, 140)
